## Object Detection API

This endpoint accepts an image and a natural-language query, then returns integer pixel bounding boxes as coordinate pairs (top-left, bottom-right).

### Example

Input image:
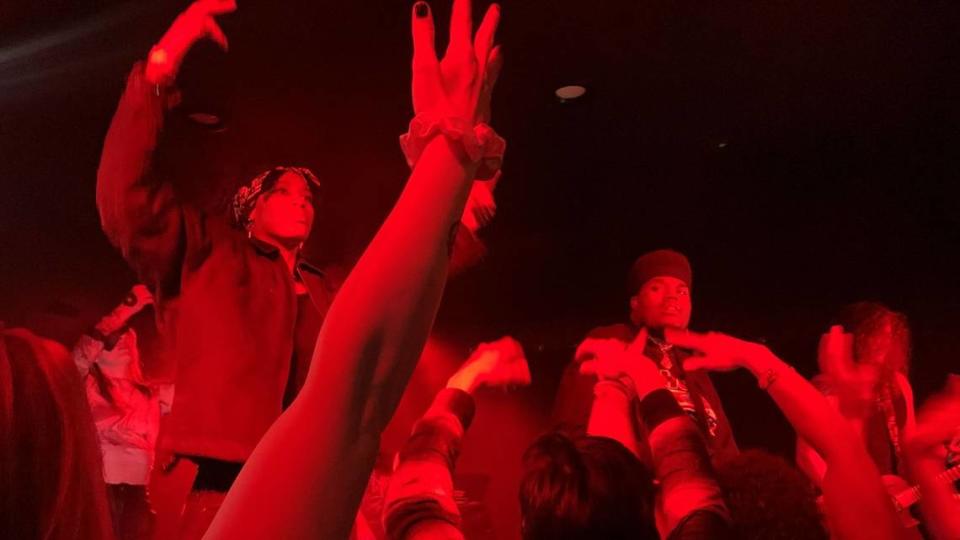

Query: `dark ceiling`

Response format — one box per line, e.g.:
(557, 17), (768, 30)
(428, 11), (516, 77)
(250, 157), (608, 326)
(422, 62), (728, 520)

(2, 0), (960, 441)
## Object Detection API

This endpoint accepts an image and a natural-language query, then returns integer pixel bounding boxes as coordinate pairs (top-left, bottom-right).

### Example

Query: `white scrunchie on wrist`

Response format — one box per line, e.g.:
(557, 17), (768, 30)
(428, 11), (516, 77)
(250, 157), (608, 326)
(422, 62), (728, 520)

(399, 114), (506, 180)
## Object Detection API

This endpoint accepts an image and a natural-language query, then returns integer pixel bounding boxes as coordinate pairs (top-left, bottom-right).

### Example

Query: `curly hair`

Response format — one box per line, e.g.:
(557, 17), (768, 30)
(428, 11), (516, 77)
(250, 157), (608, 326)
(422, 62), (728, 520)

(519, 432), (659, 540)
(715, 449), (828, 540)
(832, 301), (911, 376)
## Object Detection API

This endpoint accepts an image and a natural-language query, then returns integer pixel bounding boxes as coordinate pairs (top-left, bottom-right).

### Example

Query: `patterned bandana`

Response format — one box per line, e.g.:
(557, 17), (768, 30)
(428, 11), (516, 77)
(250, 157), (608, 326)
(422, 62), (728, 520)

(231, 166), (321, 228)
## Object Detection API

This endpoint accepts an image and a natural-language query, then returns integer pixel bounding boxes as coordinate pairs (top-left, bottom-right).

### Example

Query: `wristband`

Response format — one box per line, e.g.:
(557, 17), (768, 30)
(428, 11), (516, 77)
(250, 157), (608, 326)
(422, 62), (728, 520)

(399, 114), (505, 179)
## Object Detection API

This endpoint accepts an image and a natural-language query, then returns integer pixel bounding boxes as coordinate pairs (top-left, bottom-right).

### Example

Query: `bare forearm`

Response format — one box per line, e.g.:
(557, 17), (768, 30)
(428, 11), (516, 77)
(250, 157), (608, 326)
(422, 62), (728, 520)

(586, 381), (640, 457)
(642, 391), (726, 536)
(743, 352), (855, 461)
(795, 436), (827, 488)
(205, 137), (478, 540)
(304, 135), (478, 437)
(743, 353), (900, 540)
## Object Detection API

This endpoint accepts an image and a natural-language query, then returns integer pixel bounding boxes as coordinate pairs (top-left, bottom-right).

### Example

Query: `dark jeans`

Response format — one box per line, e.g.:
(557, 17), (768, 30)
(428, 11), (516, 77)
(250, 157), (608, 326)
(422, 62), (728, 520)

(106, 483), (155, 540)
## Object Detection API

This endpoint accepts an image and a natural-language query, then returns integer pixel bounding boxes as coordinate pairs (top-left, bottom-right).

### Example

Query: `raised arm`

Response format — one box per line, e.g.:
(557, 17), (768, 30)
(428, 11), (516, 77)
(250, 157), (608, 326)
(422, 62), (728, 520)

(204, 2), (505, 538)
(72, 285), (153, 377)
(383, 337), (529, 540)
(666, 329), (902, 540)
(96, 0), (233, 287)
(795, 428), (829, 488)
(578, 329), (729, 538)
(578, 331), (651, 457)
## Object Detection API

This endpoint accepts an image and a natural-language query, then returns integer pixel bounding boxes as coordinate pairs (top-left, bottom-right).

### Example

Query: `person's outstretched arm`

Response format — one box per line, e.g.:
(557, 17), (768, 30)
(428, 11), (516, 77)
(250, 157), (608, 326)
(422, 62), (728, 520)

(72, 285), (153, 376)
(96, 0), (234, 287)
(383, 337), (529, 540)
(795, 429), (829, 488)
(204, 2), (504, 538)
(666, 329), (902, 540)
(578, 330), (653, 457)
(578, 330), (729, 539)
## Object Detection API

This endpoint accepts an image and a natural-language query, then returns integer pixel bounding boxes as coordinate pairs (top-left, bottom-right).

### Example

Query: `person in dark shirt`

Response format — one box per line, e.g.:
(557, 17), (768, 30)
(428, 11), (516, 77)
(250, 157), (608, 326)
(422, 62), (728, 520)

(97, 1), (499, 535)
(527, 328), (732, 540)
(199, 0), (507, 536)
(552, 249), (738, 464)
(385, 330), (733, 540)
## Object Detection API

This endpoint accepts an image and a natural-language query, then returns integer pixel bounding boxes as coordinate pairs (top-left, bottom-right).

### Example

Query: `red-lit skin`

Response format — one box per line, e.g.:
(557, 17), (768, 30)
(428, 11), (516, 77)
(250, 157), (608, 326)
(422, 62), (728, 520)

(447, 336), (531, 393)
(797, 320), (916, 491)
(629, 276), (692, 330)
(204, 0), (503, 538)
(380, 337), (530, 539)
(248, 173), (315, 248)
(579, 329), (726, 537)
(666, 329), (903, 540)
(247, 172), (315, 272)
(577, 328), (664, 456)
(145, 0), (235, 86)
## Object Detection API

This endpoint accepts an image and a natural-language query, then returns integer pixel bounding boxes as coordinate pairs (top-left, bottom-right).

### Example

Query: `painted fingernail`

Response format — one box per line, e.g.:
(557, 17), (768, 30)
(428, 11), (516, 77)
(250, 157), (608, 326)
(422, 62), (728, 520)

(415, 2), (429, 17)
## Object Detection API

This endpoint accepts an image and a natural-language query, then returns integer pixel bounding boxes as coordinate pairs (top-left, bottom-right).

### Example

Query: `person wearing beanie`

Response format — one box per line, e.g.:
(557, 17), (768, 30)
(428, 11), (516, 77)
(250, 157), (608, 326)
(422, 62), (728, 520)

(551, 249), (739, 465)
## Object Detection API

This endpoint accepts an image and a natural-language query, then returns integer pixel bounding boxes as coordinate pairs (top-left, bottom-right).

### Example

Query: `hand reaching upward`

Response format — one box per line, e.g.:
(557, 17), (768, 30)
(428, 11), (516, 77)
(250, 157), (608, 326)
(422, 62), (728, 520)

(146, 0), (236, 85)
(411, 0), (502, 124)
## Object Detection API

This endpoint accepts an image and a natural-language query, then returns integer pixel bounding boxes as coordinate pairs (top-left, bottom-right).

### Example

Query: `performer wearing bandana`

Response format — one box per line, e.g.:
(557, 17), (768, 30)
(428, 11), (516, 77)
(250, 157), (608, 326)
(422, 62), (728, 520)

(96, 3), (500, 536)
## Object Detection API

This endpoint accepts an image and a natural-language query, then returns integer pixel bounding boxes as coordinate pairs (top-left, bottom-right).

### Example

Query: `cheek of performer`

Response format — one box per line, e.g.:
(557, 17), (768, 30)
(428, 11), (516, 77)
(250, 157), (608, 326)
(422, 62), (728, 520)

(246, 170), (314, 249)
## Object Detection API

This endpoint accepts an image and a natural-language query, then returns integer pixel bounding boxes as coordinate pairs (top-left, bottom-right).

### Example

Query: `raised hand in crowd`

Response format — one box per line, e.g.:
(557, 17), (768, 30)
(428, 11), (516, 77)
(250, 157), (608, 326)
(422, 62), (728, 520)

(577, 327), (667, 400)
(447, 335), (530, 394)
(204, 1), (505, 537)
(145, 0), (236, 85)
(666, 328), (902, 540)
(94, 284), (153, 337)
(818, 325), (880, 419)
(383, 338), (529, 540)
(578, 326), (730, 538)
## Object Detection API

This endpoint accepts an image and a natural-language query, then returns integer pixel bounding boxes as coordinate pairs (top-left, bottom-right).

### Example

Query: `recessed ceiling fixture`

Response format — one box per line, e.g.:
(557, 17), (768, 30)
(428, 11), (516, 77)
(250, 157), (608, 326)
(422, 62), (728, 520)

(555, 85), (587, 102)
(186, 111), (226, 132)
